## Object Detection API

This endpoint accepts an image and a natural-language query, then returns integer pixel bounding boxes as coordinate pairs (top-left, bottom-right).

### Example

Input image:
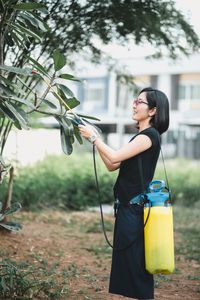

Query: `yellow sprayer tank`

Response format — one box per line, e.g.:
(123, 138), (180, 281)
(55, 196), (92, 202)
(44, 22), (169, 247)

(144, 180), (175, 274)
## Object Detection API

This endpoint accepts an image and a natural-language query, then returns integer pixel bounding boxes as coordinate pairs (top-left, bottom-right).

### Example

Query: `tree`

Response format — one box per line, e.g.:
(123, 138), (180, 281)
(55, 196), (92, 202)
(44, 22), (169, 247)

(0, 1), (98, 230)
(23, 0), (200, 64)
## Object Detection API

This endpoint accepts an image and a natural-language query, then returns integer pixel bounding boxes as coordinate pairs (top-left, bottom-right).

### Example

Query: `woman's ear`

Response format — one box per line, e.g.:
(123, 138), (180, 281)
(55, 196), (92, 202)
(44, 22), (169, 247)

(149, 107), (157, 117)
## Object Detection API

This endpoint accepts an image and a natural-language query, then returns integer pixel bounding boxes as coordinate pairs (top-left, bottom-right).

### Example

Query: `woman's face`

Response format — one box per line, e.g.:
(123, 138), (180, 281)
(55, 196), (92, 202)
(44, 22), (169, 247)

(132, 92), (150, 122)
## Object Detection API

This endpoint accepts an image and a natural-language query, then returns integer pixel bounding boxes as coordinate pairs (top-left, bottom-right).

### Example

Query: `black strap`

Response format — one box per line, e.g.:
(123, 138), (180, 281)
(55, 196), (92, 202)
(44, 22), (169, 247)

(92, 145), (150, 251)
(157, 132), (172, 203)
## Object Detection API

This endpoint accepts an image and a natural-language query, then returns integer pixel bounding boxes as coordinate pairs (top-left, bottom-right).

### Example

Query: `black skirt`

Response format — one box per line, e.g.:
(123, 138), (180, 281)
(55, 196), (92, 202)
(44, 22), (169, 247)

(109, 204), (154, 299)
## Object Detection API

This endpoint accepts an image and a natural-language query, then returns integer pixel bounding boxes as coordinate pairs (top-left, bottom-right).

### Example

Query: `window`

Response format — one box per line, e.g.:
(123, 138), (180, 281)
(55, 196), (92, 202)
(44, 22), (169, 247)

(179, 84), (200, 100)
(82, 78), (107, 113)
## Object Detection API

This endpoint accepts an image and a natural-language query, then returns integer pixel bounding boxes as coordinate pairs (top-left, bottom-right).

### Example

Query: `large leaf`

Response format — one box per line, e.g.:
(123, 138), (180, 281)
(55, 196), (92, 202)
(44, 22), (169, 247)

(67, 98), (80, 110)
(0, 222), (22, 231)
(0, 75), (25, 95)
(53, 50), (66, 72)
(0, 102), (16, 122)
(60, 126), (73, 155)
(56, 116), (74, 136)
(0, 164), (12, 184)
(10, 31), (26, 49)
(0, 94), (34, 108)
(0, 83), (15, 96)
(56, 83), (74, 98)
(59, 73), (81, 82)
(10, 23), (41, 41)
(76, 113), (101, 121)
(12, 3), (45, 11)
(0, 203), (22, 221)
(25, 55), (49, 77)
(54, 88), (80, 110)
(0, 65), (32, 76)
(0, 202), (2, 211)
(30, 12), (51, 31)
(73, 125), (83, 144)
(5, 103), (29, 130)
(42, 99), (57, 109)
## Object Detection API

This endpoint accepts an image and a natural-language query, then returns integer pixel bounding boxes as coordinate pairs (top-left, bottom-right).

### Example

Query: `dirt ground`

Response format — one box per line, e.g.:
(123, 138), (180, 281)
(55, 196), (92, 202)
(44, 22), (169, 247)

(0, 210), (200, 300)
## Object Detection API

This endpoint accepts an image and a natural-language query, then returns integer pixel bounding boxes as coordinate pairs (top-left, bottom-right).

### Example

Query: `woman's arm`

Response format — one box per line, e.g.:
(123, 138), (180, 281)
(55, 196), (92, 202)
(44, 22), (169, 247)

(93, 134), (152, 163)
(78, 123), (152, 164)
(98, 151), (121, 171)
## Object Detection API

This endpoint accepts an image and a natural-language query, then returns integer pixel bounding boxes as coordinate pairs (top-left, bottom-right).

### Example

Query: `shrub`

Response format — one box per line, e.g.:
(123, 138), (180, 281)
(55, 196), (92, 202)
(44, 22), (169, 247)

(0, 152), (117, 211)
(0, 154), (199, 211)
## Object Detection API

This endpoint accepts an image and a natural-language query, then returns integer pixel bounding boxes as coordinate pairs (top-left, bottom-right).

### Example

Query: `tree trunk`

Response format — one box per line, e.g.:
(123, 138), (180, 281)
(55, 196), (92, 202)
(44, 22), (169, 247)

(1, 166), (14, 223)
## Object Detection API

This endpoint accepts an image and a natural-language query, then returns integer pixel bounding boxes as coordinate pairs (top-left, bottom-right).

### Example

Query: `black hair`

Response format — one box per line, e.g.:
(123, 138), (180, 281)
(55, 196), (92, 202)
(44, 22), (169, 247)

(139, 87), (169, 134)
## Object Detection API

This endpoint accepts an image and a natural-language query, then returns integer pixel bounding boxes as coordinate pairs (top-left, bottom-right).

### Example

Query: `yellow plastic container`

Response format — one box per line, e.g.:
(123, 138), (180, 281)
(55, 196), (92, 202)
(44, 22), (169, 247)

(143, 181), (175, 274)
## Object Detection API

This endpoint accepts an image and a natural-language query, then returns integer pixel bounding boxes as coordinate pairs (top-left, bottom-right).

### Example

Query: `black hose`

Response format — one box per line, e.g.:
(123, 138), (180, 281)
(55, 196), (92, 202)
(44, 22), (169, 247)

(92, 144), (151, 251)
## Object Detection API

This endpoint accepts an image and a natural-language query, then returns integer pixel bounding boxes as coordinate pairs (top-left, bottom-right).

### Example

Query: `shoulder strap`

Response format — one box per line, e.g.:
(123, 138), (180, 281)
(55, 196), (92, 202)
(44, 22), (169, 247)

(138, 131), (172, 203)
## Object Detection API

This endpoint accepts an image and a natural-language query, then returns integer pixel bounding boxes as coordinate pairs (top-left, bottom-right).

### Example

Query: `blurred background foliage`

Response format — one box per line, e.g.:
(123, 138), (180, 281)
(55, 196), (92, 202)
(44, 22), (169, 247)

(0, 152), (199, 211)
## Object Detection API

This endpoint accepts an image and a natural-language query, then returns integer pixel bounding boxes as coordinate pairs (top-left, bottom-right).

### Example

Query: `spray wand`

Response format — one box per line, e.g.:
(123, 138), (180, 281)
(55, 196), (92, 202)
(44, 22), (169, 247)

(31, 70), (84, 125)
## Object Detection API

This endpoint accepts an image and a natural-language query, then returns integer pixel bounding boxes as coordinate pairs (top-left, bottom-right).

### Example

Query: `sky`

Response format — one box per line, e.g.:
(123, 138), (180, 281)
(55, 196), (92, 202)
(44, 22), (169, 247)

(98, 0), (200, 59)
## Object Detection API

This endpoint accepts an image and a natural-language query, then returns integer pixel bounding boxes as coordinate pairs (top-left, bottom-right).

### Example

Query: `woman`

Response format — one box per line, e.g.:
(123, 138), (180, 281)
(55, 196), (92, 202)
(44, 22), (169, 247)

(78, 87), (169, 300)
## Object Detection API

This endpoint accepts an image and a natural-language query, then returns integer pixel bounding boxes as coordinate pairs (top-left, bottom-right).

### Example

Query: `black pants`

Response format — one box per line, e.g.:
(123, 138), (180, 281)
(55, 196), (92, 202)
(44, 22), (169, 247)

(109, 203), (154, 299)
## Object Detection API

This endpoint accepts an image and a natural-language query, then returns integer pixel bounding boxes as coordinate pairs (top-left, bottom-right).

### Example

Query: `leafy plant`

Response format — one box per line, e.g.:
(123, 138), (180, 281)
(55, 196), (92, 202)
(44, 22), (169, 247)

(0, 258), (76, 299)
(0, 1), (99, 224)
(0, 202), (22, 231)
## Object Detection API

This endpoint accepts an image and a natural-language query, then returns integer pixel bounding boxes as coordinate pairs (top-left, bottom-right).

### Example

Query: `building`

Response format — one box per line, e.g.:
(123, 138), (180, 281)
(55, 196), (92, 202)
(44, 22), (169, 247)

(70, 53), (200, 159)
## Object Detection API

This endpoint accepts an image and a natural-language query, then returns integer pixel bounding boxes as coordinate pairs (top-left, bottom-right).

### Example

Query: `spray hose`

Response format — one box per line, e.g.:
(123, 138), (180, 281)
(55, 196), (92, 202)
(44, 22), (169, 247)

(92, 144), (151, 251)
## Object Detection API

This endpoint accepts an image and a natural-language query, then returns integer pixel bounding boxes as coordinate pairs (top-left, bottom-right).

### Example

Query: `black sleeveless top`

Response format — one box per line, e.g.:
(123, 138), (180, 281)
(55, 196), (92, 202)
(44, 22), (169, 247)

(113, 127), (160, 204)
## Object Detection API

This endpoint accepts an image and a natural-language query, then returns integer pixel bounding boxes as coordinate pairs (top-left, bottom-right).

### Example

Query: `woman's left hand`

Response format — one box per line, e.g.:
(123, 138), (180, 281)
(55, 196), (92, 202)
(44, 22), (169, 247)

(78, 121), (97, 139)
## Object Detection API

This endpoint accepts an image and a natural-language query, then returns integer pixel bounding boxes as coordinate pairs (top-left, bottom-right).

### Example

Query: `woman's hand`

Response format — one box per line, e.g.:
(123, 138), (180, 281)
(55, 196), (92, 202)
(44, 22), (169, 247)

(78, 121), (101, 139)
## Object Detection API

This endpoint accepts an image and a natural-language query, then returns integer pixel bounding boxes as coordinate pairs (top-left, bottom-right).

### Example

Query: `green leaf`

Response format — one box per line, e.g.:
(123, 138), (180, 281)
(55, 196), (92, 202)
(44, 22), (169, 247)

(0, 65), (32, 76)
(25, 55), (49, 77)
(0, 202), (2, 211)
(0, 83), (15, 96)
(14, 120), (22, 130)
(60, 117), (74, 136)
(0, 221), (22, 231)
(77, 113), (101, 121)
(56, 83), (74, 98)
(59, 73), (81, 82)
(30, 12), (51, 31)
(10, 23), (41, 41)
(10, 31), (25, 49)
(60, 126), (73, 155)
(54, 89), (80, 110)
(53, 50), (66, 72)
(66, 98), (80, 109)
(11, 96), (35, 108)
(73, 125), (83, 144)
(19, 12), (39, 27)
(12, 3), (45, 11)
(5, 103), (29, 130)
(0, 203), (22, 221)
(0, 155), (6, 167)
(1, 276), (7, 292)
(0, 94), (34, 108)
(42, 99), (57, 109)
(0, 75), (25, 94)
(0, 102), (16, 122)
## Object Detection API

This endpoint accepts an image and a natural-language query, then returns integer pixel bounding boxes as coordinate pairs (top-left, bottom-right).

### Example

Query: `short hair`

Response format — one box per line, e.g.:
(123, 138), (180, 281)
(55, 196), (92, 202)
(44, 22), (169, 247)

(139, 87), (169, 134)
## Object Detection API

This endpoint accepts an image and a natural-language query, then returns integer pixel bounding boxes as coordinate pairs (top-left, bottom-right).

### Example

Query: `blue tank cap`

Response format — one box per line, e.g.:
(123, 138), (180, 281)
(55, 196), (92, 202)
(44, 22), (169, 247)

(149, 180), (165, 193)
(146, 192), (169, 206)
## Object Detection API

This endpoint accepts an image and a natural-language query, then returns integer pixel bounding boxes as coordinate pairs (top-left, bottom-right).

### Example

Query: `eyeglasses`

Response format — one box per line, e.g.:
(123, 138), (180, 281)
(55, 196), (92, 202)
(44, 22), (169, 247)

(133, 99), (149, 106)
